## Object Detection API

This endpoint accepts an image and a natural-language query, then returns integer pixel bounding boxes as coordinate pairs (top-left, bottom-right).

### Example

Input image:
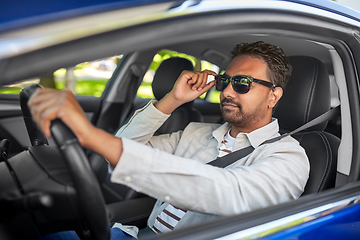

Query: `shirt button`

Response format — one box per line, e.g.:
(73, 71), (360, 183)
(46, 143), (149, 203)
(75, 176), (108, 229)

(165, 196), (171, 201)
(124, 176), (132, 182)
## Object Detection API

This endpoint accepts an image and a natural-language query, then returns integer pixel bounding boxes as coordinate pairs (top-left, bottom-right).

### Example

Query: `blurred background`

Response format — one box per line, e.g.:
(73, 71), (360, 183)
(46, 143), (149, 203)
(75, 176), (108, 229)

(336, 0), (360, 11)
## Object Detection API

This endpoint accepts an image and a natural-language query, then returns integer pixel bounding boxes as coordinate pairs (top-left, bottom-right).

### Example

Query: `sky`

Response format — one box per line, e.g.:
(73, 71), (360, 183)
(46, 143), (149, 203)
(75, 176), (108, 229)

(336, 0), (360, 11)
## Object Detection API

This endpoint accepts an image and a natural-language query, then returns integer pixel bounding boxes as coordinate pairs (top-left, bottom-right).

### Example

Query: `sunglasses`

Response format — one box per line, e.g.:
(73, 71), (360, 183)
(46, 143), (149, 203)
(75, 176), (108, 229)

(215, 74), (276, 94)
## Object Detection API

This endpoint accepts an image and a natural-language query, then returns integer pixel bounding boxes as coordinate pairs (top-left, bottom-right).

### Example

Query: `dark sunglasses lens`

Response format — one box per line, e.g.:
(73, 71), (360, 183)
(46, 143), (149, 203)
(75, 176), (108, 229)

(215, 75), (251, 94)
(232, 76), (250, 94)
(215, 75), (229, 91)
(232, 83), (250, 93)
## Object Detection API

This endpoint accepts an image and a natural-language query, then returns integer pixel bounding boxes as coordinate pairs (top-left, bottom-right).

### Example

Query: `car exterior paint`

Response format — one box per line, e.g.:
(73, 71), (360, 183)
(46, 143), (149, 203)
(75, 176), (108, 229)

(1, 1), (360, 239)
(218, 194), (360, 239)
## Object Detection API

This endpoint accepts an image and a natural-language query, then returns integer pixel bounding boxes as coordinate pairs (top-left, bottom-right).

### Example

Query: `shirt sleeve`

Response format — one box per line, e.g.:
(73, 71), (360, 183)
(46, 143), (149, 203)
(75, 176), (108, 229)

(111, 136), (309, 216)
(115, 100), (183, 154)
(115, 100), (168, 143)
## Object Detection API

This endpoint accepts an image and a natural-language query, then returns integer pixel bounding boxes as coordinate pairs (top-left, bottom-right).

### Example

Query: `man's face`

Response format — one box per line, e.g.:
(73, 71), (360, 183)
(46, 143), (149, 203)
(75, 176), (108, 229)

(220, 55), (276, 133)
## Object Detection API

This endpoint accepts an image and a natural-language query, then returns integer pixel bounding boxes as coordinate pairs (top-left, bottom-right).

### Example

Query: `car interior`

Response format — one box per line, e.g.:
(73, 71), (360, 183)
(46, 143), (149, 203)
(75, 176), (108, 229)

(0, 3), (359, 239)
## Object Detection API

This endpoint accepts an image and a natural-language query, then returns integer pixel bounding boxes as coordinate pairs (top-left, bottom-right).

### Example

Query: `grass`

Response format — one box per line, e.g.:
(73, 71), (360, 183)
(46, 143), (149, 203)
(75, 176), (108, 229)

(0, 87), (21, 94)
(0, 79), (108, 97)
(0, 79), (221, 103)
(0, 79), (156, 99)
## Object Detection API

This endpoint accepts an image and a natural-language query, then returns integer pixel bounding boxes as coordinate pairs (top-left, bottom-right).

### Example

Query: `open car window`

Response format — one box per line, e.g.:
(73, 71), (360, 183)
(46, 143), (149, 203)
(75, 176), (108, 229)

(0, 56), (122, 97)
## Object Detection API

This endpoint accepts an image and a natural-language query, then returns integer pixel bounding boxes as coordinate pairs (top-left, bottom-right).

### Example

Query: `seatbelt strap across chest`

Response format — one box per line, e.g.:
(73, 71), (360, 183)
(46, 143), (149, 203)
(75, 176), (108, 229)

(208, 106), (340, 168)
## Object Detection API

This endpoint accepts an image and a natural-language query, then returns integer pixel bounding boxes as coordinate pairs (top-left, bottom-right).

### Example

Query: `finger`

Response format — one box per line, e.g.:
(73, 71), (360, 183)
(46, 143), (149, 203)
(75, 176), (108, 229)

(201, 69), (218, 76)
(28, 89), (61, 122)
(192, 73), (205, 90)
(29, 88), (58, 105)
(193, 70), (218, 91)
(38, 106), (62, 137)
(30, 100), (59, 137)
(30, 93), (61, 123)
(185, 72), (197, 84)
(187, 74), (201, 90)
(181, 71), (196, 84)
(196, 71), (213, 91)
(199, 72), (211, 90)
(198, 80), (215, 95)
(28, 89), (72, 136)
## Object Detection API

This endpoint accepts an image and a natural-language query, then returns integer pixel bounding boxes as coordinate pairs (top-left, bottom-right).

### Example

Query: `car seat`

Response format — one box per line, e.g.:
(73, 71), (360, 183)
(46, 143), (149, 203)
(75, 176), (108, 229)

(151, 57), (204, 134)
(273, 55), (340, 195)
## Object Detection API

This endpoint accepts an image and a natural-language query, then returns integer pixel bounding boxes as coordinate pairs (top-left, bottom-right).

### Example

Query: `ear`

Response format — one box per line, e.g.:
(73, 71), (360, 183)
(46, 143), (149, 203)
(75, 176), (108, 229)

(268, 87), (283, 109)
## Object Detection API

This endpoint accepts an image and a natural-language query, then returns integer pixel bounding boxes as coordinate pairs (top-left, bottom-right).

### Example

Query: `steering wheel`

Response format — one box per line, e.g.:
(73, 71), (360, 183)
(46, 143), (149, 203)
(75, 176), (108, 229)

(21, 85), (110, 240)
(20, 85), (49, 146)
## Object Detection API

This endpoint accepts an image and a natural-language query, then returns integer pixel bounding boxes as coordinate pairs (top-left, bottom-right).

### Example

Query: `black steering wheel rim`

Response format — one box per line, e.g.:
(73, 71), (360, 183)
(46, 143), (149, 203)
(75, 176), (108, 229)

(21, 85), (110, 240)
(20, 85), (48, 146)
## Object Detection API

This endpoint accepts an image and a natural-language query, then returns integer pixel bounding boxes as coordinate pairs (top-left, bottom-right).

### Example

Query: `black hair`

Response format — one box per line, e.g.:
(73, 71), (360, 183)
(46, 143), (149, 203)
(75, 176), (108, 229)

(231, 41), (292, 89)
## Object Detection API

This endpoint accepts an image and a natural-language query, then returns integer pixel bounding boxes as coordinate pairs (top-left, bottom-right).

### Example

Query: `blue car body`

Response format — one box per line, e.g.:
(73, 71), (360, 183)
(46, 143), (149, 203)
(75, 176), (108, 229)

(265, 203), (360, 240)
(1, 0), (360, 239)
(1, 0), (359, 27)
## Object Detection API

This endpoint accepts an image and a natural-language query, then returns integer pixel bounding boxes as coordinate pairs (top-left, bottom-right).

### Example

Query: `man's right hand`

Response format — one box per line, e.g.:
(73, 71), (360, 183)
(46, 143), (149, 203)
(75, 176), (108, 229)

(155, 70), (217, 114)
(28, 88), (95, 146)
(28, 88), (123, 166)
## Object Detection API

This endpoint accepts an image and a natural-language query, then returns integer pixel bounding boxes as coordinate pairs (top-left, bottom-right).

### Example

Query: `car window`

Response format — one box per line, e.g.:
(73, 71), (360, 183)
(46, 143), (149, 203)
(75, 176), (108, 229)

(137, 49), (221, 103)
(0, 56), (122, 97)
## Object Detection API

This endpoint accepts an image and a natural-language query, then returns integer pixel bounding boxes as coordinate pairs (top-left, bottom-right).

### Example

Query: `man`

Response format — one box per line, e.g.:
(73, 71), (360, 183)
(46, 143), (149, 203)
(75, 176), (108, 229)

(29, 41), (309, 239)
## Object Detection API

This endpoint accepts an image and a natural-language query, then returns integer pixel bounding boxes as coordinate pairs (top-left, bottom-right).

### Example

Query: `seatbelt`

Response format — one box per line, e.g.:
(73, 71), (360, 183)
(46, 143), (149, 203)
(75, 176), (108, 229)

(208, 105), (340, 168)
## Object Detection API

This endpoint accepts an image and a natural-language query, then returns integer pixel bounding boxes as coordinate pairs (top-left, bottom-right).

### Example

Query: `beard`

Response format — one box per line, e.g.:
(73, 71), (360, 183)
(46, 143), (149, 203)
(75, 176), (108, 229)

(220, 97), (265, 128)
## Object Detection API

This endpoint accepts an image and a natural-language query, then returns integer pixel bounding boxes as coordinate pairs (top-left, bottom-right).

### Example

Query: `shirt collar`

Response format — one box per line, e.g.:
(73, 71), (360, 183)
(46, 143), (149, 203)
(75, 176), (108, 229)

(212, 118), (280, 149)
(245, 118), (279, 148)
(212, 122), (231, 143)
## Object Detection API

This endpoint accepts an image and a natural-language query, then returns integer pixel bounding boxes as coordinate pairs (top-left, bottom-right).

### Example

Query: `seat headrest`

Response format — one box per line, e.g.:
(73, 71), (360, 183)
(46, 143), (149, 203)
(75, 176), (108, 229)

(273, 56), (331, 131)
(152, 57), (194, 100)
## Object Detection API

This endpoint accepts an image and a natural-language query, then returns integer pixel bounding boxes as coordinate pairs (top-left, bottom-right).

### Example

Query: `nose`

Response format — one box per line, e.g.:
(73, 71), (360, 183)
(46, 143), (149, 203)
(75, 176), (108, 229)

(221, 81), (237, 99)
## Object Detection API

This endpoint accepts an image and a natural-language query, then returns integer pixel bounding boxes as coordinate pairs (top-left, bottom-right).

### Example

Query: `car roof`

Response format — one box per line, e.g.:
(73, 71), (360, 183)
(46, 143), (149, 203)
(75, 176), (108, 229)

(0, 0), (172, 31)
(1, 0), (359, 32)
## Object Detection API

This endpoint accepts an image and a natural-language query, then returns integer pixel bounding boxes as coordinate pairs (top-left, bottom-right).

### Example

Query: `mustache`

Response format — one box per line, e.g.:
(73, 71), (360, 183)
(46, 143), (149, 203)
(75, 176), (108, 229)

(220, 98), (241, 108)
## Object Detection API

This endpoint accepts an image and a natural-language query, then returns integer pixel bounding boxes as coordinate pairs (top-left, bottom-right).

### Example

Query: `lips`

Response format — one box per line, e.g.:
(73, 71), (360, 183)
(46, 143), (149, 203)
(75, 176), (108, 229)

(220, 98), (240, 110)
(222, 102), (238, 107)
(222, 104), (239, 111)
